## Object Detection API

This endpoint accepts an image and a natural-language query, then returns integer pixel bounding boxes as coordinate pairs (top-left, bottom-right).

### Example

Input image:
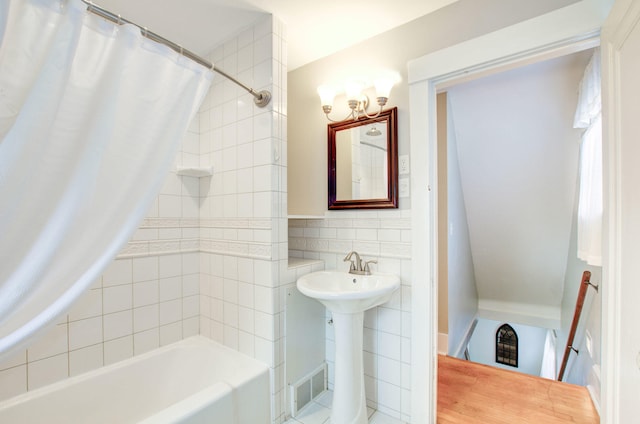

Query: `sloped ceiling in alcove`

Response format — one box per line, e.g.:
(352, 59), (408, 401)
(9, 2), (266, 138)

(447, 50), (593, 325)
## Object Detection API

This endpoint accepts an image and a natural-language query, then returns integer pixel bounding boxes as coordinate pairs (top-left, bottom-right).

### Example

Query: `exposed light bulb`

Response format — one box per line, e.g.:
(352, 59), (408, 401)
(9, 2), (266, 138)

(374, 77), (395, 99)
(344, 80), (365, 102)
(317, 85), (336, 114)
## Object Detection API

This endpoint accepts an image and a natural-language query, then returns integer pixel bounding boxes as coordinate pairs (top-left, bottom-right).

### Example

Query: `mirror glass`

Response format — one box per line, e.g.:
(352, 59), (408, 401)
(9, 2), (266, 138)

(328, 107), (398, 209)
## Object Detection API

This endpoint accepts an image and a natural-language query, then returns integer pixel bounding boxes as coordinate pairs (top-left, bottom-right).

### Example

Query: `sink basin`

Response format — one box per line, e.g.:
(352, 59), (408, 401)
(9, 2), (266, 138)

(296, 270), (400, 314)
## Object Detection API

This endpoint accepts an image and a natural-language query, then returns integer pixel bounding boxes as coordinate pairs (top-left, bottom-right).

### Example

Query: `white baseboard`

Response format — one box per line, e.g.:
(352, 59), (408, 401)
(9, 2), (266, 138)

(452, 317), (478, 359)
(587, 364), (601, 415)
(438, 333), (448, 355)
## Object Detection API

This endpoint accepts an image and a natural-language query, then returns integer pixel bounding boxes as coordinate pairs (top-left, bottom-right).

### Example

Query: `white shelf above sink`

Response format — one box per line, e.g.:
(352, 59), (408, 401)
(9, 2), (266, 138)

(176, 166), (213, 177)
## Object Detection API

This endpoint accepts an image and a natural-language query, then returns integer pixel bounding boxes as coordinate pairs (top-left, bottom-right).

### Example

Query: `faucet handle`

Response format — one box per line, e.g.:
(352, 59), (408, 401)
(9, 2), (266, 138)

(343, 254), (356, 271)
(363, 260), (377, 274)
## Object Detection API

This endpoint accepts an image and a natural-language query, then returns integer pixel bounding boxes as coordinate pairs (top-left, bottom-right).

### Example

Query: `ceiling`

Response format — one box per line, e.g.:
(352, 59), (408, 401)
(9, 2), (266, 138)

(95, 0), (458, 70)
(446, 50), (593, 324)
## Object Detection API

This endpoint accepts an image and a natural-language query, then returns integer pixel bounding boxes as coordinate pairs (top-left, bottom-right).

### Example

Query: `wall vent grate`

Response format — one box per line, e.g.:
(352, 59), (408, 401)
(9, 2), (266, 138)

(289, 363), (327, 417)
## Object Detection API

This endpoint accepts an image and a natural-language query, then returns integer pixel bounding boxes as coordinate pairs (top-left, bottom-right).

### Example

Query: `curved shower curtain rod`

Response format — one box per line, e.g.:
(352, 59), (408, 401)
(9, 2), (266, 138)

(80, 0), (272, 107)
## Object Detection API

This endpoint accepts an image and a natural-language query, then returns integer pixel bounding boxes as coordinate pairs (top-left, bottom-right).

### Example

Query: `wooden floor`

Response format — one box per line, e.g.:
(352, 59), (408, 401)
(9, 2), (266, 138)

(437, 355), (599, 424)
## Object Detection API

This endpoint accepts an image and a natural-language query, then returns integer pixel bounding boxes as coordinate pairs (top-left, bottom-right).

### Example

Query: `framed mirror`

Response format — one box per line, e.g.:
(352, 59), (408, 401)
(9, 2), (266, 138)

(328, 107), (398, 209)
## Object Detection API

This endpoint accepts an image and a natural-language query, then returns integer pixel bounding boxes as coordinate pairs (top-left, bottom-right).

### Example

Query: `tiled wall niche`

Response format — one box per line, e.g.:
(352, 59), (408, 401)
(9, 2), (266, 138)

(0, 14), (290, 424)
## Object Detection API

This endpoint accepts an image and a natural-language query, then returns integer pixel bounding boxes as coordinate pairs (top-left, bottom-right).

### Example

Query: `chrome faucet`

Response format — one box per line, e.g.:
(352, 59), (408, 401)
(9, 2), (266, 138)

(343, 251), (362, 273)
(343, 251), (377, 275)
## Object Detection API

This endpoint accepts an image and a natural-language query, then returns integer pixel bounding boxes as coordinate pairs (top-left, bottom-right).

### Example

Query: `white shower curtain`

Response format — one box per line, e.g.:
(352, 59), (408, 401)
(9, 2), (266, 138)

(574, 50), (602, 267)
(0, 0), (212, 359)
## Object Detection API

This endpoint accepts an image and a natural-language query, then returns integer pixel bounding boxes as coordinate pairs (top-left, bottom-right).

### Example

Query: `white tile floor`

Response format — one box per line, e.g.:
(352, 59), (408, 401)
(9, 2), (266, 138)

(284, 391), (407, 424)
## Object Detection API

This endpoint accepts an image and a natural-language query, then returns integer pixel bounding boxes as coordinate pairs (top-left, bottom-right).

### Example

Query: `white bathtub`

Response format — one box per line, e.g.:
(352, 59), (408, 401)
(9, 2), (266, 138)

(0, 336), (270, 423)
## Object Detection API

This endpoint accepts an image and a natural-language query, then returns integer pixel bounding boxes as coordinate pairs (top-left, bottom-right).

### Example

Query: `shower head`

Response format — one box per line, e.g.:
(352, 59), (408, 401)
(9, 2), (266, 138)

(366, 126), (382, 136)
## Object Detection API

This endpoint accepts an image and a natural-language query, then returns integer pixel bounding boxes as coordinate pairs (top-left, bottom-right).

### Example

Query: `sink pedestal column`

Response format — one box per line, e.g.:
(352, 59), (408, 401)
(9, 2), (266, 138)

(331, 311), (367, 424)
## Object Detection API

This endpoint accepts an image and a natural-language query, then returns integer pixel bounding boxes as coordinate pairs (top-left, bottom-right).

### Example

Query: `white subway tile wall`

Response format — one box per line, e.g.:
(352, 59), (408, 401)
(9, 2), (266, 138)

(0, 251), (202, 402)
(198, 16), (289, 423)
(288, 211), (412, 422)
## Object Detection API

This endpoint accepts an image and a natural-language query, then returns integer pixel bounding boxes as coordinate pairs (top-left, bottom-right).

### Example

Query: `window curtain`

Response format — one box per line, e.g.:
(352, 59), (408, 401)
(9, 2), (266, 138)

(0, 0), (212, 359)
(574, 49), (602, 267)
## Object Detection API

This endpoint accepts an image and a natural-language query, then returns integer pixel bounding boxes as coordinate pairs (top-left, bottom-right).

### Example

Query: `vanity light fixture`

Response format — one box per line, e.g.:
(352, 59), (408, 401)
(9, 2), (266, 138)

(318, 72), (399, 122)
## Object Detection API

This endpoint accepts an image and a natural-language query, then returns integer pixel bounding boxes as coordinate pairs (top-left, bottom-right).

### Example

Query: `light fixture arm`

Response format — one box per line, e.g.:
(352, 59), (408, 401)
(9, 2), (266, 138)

(322, 105), (359, 123)
(359, 97), (387, 119)
(321, 95), (390, 122)
(323, 96), (372, 122)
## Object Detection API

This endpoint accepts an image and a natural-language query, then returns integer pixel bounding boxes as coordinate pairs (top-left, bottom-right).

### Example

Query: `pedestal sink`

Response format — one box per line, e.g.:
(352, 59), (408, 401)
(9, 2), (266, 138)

(296, 270), (400, 424)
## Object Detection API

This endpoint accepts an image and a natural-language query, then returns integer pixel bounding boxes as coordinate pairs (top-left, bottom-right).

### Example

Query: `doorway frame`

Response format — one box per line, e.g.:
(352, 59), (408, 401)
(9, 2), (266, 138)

(407, 2), (609, 422)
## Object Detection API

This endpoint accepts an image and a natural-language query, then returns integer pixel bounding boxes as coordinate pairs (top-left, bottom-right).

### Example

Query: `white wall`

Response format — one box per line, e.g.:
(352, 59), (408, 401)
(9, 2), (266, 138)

(284, 261), (327, 416)
(468, 318), (548, 376)
(446, 52), (589, 327)
(445, 97), (479, 357)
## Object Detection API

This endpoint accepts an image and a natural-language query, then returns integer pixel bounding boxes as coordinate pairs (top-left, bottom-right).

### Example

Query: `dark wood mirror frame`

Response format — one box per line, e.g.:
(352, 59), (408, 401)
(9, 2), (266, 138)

(328, 107), (398, 209)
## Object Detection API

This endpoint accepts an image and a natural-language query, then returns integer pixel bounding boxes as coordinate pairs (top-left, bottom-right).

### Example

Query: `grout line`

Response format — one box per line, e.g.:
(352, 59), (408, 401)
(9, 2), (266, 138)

(65, 311), (70, 379)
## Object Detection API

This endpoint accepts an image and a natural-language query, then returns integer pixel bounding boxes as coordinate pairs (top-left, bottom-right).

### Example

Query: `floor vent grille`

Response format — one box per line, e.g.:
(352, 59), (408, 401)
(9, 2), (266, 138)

(289, 363), (327, 417)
